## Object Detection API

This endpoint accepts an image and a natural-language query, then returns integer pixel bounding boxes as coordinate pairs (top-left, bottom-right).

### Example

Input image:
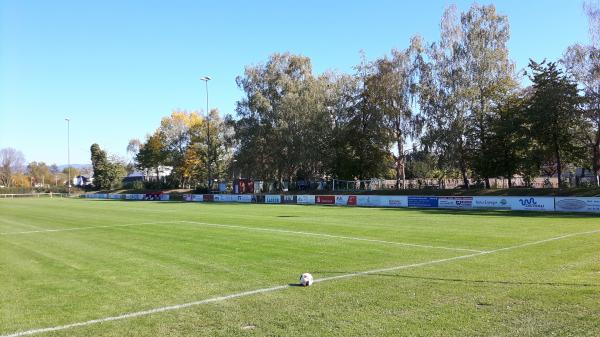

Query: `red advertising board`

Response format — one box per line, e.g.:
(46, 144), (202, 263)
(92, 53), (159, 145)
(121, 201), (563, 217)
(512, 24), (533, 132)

(315, 195), (335, 204)
(347, 195), (357, 205)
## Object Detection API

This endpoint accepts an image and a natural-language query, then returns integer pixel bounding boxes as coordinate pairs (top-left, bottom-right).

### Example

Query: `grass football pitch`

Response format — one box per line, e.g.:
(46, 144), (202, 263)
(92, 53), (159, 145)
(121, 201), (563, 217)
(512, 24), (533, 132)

(1, 198), (599, 337)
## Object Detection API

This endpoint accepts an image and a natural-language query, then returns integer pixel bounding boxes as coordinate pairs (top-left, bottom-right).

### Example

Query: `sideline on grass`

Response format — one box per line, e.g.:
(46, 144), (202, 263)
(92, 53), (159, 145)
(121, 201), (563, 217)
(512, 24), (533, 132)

(3, 228), (600, 337)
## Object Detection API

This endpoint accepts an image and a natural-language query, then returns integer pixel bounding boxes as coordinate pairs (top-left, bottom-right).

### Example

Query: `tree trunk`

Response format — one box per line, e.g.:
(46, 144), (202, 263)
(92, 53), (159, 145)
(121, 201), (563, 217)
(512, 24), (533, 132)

(555, 144), (562, 188)
(394, 156), (401, 190)
(593, 136), (600, 187)
(402, 160), (406, 189)
(459, 141), (469, 189)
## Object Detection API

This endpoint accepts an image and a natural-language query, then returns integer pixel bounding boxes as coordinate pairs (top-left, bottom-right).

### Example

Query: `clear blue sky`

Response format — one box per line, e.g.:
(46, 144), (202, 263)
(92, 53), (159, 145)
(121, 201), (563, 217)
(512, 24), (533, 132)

(0, 0), (591, 165)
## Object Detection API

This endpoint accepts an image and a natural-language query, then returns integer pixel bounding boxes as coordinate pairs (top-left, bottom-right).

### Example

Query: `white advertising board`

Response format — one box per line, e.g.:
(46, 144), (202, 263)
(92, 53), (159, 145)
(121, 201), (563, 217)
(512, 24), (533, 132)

(509, 196), (555, 211)
(438, 196), (472, 209)
(265, 194), (282, 204)
(379, 195), (408, 208)
(297, 195), (315, 204)
(472, 196), (511, 209)
(555, 197), (600, 213)
(356, 195), (381, 207)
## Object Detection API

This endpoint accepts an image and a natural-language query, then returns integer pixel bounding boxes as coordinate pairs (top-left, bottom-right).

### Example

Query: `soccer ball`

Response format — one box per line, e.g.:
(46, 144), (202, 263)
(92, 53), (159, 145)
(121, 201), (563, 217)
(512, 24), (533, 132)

(300, 272), (313, 286)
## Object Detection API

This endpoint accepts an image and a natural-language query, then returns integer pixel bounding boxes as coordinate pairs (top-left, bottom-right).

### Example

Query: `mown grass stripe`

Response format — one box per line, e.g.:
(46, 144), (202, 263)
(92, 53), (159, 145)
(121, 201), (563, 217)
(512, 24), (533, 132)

(3, 228), (599, 337)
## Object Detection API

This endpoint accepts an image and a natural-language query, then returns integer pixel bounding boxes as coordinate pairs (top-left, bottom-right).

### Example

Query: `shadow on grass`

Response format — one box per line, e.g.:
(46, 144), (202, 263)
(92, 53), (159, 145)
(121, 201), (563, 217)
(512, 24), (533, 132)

(78, 199), (600, 217)
(379, 207), (600, 218)
(314, 271), (599, 288)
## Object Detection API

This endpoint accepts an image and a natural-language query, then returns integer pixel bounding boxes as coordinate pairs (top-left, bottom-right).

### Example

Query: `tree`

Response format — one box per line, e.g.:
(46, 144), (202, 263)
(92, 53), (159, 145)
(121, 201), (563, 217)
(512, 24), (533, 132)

(366, 37), (422, 188)
(334, 54), (395, 180)
(158, 110), (203, 187)
(419, 5), (473, 188)
(563, 1), (600, 186)
(526, 60), (585, 185)
(90, 143), (125, 190)
(135, 132), (168, 183)
(233, 52), (336, 182)
(62, 167), (80, 178)
(0, 148), (25, 188)
(27, 162), (53, 186)
(485, 92), (535, 187)
(460, 4), (517, 187)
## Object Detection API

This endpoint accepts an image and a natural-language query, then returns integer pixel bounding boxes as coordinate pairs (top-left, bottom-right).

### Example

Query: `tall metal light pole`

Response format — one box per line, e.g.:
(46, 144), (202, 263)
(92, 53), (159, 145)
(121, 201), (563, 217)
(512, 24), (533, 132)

(65, 118), (71, 195)
(200, 76), (212, 189)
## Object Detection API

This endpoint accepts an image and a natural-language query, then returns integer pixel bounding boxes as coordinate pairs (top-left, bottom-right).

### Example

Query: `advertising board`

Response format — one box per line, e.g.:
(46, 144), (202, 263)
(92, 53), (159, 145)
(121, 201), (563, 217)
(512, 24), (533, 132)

(555, 197), (600, 213)
(438, 196), (472, 209)
(471, 196), (511, 209)
(380, 195), (408, 208)
(408, 196), (438, 208)
(335, 195), (357, 206)
(213, 194), (230, 202)
(356, 195), (381, 207)
(190, 194), (203, 202)
(296, 195), (315, 204)
(282, 195), (297, 204)
(265, 195), (282, 204)
(509, 197), (554, 211)
(315, 195), (335, 204)
(234, 194), (253, 203)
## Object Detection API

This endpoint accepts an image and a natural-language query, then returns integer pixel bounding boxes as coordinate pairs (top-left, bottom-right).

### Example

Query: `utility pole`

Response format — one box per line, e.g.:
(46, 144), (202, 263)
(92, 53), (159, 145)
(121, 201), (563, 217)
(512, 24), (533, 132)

(200, 76), (212, 189)
(65, 118), (71, 196)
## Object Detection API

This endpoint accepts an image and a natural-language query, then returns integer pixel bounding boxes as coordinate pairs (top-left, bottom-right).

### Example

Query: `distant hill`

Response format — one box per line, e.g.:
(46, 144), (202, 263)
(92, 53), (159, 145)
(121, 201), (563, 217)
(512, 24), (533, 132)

(57, 164), (92, 173)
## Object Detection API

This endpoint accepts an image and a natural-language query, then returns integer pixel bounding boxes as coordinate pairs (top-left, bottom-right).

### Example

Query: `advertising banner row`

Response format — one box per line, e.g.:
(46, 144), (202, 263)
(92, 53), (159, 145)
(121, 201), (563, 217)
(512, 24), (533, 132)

(180, 194), (600, 213)
(84, 193), (170, 201)
(84, 193), (600, 213)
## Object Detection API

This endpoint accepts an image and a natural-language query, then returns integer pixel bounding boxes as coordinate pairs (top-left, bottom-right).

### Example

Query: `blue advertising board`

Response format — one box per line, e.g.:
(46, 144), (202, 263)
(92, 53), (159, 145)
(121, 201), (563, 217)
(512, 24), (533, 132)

(408, 196), (439, 208)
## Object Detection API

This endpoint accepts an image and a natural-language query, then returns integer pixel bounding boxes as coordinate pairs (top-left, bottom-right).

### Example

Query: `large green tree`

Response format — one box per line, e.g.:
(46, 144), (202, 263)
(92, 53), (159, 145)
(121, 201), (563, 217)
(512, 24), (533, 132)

(365, 37), (422, 188)
(563, 1), (600, 186)
(419, 5), (473, 188)
(91, 143), (126, 190)
(526, 60), (585, 185)
(460, 4), (517, 187)
(135, 132), (168, 182)
(232, 53), (336, 181)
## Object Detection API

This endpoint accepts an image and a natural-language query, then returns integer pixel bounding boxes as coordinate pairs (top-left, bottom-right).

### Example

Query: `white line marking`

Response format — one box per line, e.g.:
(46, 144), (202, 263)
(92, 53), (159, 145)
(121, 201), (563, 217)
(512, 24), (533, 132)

(3, 228), (599, 337)
(0, 221), (183, 235)
(0, 219), (482, 253)
(180, 220), (484, 253)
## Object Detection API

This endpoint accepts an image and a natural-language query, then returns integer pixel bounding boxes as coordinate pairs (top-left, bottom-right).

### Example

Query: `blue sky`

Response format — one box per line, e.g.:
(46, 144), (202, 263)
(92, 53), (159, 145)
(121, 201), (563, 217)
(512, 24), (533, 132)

(0, 0), (591, 165)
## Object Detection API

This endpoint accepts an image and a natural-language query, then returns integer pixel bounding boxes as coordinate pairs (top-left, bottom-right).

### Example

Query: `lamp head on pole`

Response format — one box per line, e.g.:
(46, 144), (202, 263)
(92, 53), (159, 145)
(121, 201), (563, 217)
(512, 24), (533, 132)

(200, 76), (211, 81)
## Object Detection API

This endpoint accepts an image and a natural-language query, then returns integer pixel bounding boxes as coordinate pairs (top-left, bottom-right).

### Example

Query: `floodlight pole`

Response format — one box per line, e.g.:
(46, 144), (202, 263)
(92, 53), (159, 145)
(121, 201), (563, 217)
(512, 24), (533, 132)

(65, 118), (71, 196)
(200, 76), (212, 189)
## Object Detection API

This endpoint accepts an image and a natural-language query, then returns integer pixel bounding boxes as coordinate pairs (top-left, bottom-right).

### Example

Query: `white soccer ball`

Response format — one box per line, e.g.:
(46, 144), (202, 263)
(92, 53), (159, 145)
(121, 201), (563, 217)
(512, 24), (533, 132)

(300, 272), (313, 286)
